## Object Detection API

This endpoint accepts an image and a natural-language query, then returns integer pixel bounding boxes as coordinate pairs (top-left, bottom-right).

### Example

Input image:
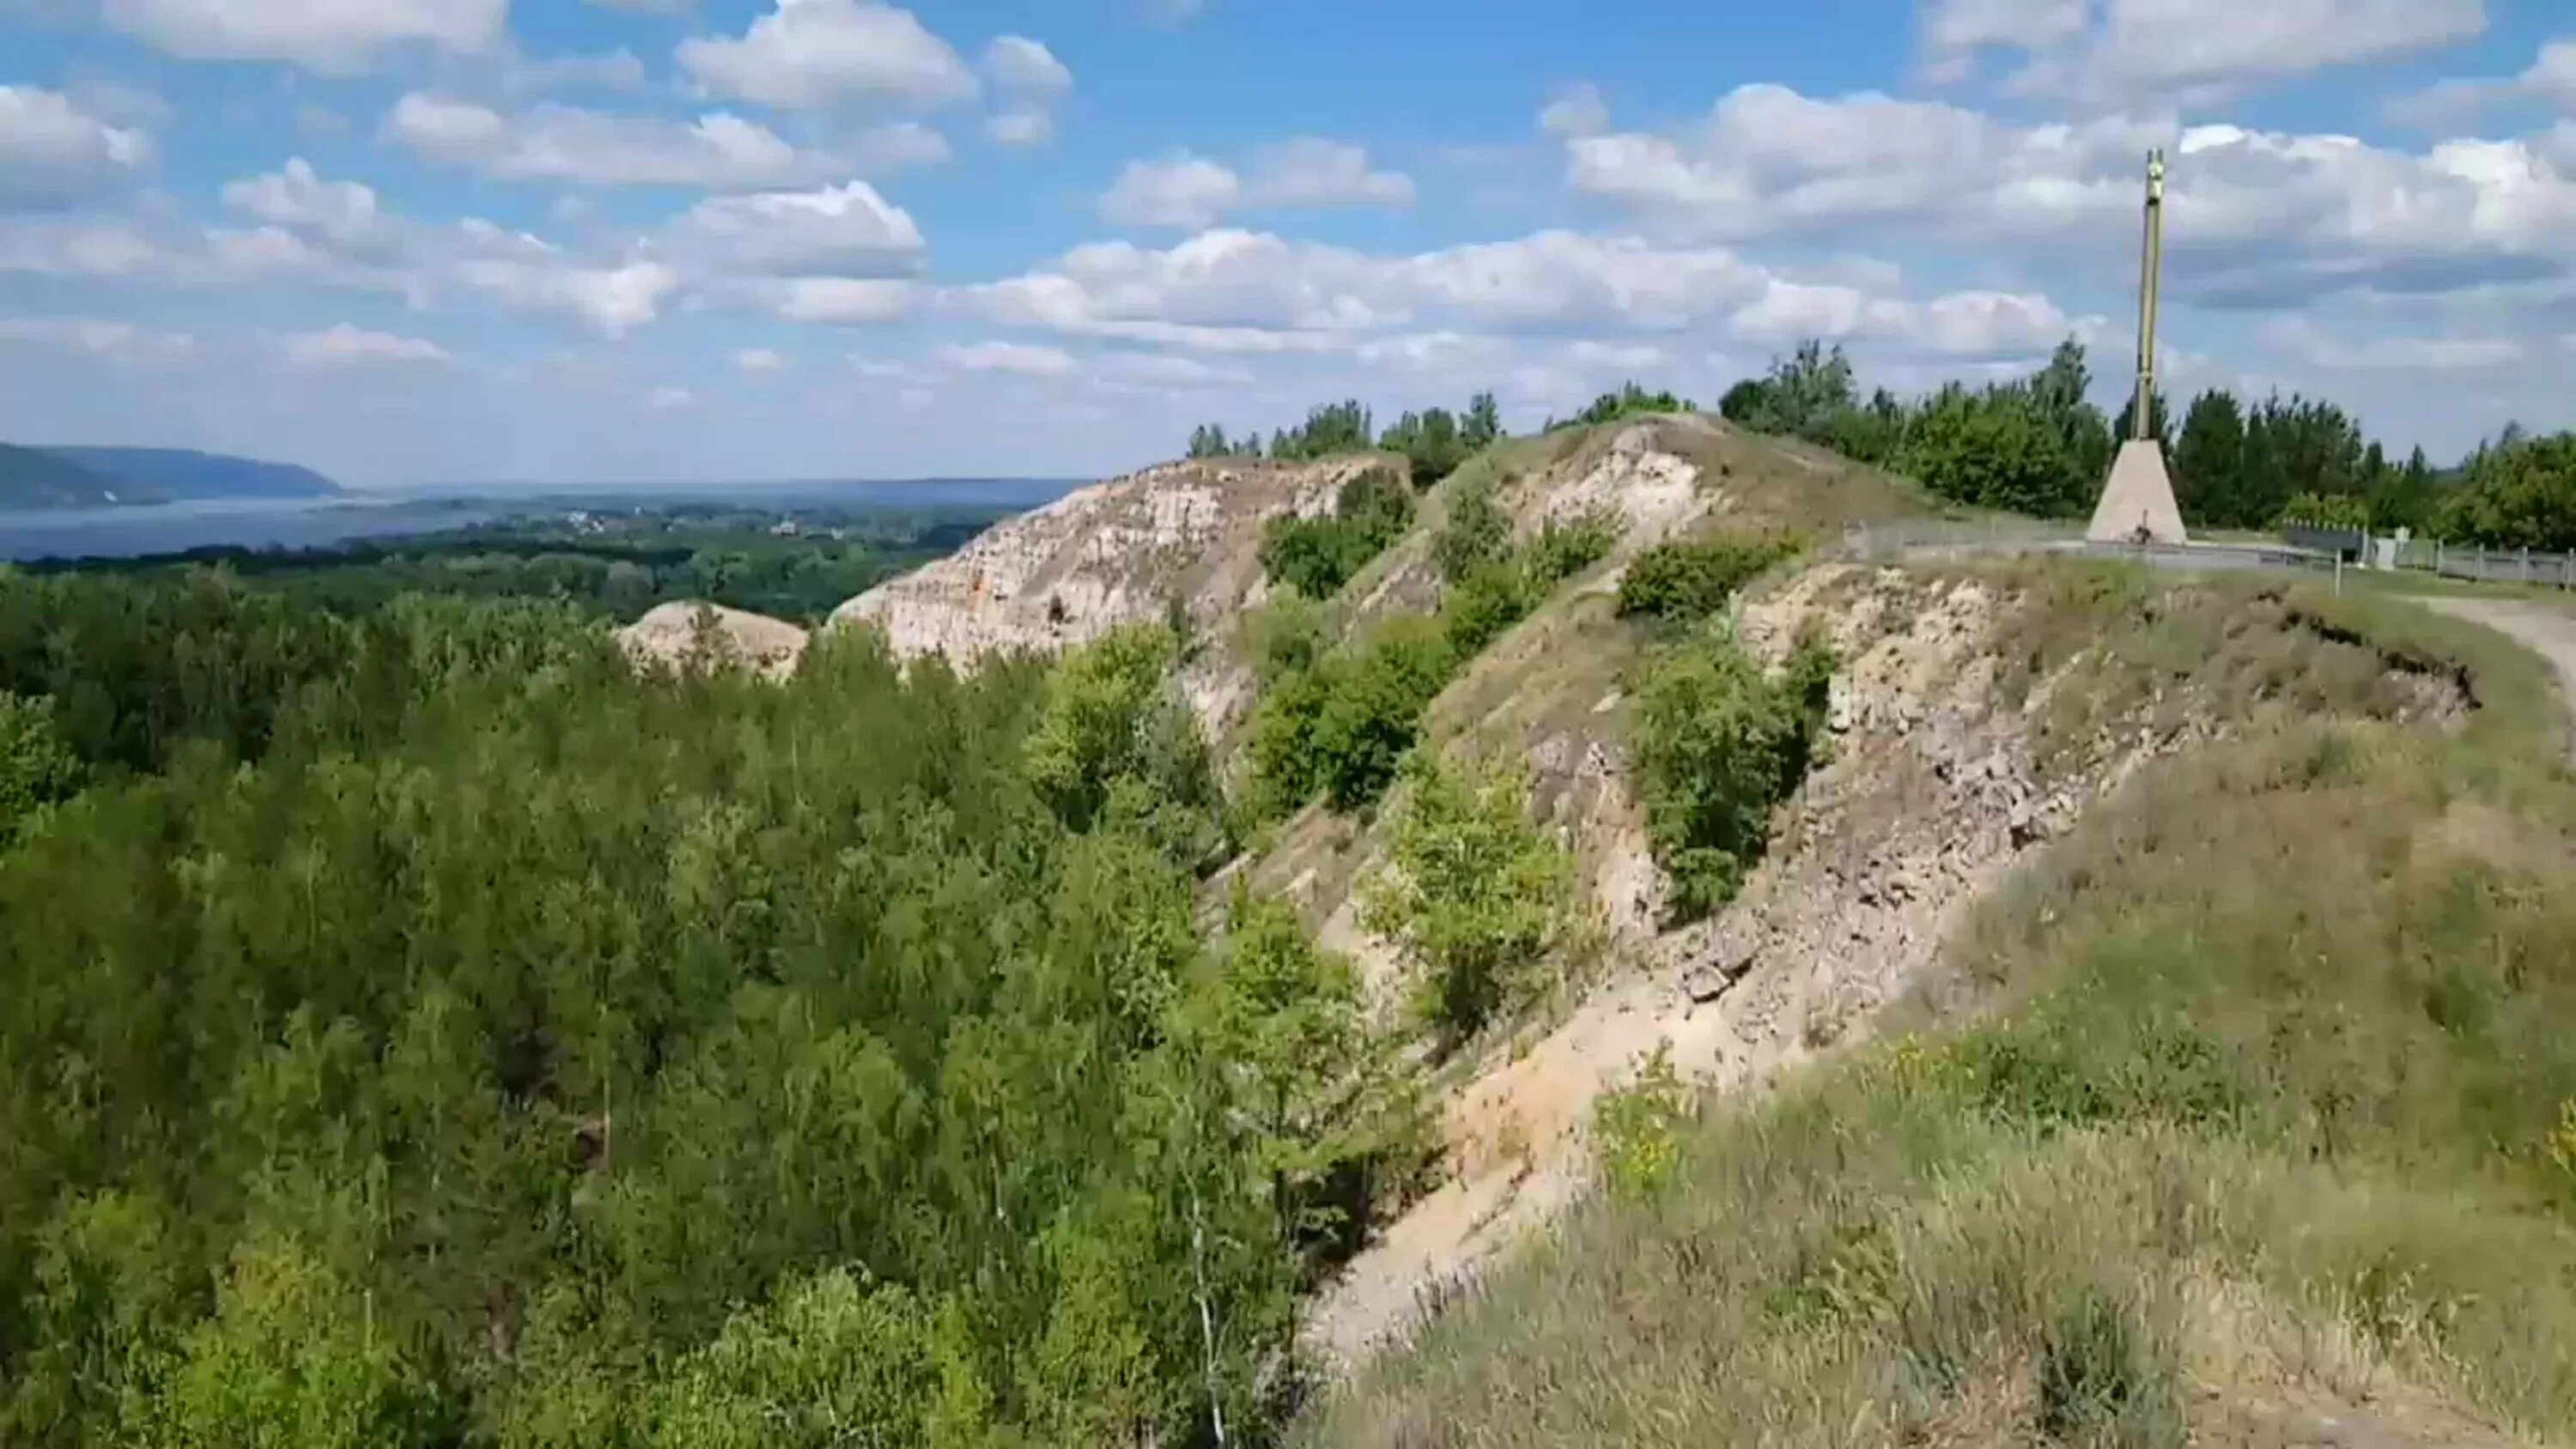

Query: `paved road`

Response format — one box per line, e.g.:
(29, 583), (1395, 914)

(2418, 595), (2576, 759)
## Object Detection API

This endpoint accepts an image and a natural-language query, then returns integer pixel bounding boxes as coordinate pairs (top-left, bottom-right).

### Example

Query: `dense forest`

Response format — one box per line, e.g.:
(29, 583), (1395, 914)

(21, 505), (1006, 626)
(0, 566), (1441, 1446)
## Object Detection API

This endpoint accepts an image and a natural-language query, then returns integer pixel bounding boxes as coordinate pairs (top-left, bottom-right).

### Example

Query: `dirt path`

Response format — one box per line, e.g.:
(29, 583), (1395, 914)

(2417, 595), (2576, 757)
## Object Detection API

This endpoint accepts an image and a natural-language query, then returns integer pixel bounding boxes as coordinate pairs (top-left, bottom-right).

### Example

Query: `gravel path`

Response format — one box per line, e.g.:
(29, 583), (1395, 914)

(2417, 594), (2576, 758)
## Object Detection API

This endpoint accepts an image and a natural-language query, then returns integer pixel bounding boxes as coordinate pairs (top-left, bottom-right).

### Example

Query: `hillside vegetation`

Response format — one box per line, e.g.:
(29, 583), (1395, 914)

(9, 400), (2576, 1449)
(1306, 585), (2576, 1446)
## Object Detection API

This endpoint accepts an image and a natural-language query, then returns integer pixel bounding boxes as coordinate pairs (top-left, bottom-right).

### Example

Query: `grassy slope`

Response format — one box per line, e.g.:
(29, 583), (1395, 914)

(1305, 581), (2576, 1446)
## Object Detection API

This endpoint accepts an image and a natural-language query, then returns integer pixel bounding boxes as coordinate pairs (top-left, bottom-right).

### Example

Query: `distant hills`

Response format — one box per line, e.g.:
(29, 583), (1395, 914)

(1, 445), (344, 511)
(46, 447), (343, 501)
(0, 444), (131, 509)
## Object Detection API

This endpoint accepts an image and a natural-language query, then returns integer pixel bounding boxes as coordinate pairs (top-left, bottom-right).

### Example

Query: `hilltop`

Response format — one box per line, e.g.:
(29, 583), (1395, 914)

(824, 413), (2576, 1446)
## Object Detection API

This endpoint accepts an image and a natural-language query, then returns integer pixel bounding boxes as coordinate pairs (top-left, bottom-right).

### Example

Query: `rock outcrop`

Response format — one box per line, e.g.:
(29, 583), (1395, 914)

(617, 602), (809, 680)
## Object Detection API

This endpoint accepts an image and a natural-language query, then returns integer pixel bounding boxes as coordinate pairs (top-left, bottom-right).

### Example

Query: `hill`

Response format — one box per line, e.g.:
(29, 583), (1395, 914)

(43, 445), (343, 500)
(5, 410), (2575, 1446)
(0, 442), (136, 508)
(829, 415), (2576, 1446)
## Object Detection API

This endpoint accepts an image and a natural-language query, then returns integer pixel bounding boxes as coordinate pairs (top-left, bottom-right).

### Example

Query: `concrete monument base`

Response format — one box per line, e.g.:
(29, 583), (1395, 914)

(2086, 439), (2189, 545)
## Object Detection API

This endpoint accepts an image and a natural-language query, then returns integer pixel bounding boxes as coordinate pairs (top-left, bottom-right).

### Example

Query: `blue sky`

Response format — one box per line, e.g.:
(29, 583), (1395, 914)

(3, 0), (2573, 487)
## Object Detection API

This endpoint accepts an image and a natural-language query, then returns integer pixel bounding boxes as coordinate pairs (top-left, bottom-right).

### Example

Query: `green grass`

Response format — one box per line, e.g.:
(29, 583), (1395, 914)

(1303, 575), (2576, 1447)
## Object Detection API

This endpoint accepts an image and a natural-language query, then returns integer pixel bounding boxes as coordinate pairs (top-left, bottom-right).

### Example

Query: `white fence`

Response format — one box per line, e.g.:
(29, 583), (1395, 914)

(2401, 540), (2576, 590)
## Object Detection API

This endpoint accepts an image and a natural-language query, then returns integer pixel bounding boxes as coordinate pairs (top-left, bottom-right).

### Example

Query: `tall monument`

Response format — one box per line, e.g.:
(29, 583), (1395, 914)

(2086, 149), (2190, 545)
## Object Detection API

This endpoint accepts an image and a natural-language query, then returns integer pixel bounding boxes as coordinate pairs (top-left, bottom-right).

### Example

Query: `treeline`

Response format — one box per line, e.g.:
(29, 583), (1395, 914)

(27, 510), (995, 626)
(0, 568), (1440, 1446)
(1718, 336), (2576, 547)
(1721, 340), (2124, 518)
(1204, 339), (2576, 548)
(1187, 393), (1504, 483)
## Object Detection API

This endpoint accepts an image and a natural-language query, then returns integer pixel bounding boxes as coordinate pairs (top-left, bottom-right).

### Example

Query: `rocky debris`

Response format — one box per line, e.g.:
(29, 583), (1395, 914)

(617, 602), (808, 681)
(1526, 421), (1707, 550)
(1303, 564), (2208, 1373)
(828, 453), (1382, 738)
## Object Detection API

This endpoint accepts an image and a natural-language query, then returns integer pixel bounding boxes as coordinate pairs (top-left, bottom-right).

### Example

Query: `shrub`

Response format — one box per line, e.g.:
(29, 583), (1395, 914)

(1244, 594), (1328, 685)
(1361, 752), (1579, 1043)
(1594, 1047), (1692, 1199)
(1616, 534), (1799, 623)
(1548, 382), (1693, 431)
(1248, 615), (1457, 816)
(1257, 468), (1414, 598)
(1310, 617), (1456, 810)
(1632, 626), (1833, 921)
(1431, 476), (1511, 585)
(1440, 561), (1538, 658)
(1526, 506), (1620, 584)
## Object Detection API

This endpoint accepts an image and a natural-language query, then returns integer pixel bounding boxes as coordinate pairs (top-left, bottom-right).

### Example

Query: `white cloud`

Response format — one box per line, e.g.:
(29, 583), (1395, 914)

(1931, 0), (2488, 102)
(939, 340), (1076, 375)
(385, 94), (853, 190)
(965, 224), (2079, 370)
(491, 45), (649, 97)
(848, 121), (951, 173)
(1091, 350), (1251, 387)
(452, 221), (679, 336)
(103, 0), (506, 76)
(987, 111), (1054, 146)
(1099, 140), (1412, 227)
(647, 384), (696, 409)
(983, 35), (1071, 99)
(982, 35), (1070, 147)
(1556, 82), (2576, 312)
(2530, 39), (2576, 115)
(0, 86), (152, 208)
(1917, 0), (2086, 80)
(1539, 82), (1610, 139)
(755, 276), (916, 323)
(2260, 315), (2525, 371)
(662, 180), (926, 276)
(0, 315), (196, 364)
(677, 0), (977, 112)
(736, 347), (785, 372)
(283, 324), (452, 367)
(221, 158), (382, 246)
(1246, 137), (1413, 210)
(1100, 154), (1240, 228)
(2392, 38), (2576, 130)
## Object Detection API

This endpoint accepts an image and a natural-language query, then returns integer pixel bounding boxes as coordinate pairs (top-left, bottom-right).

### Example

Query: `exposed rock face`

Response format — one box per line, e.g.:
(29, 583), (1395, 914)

(828, 453), (1382, 737)
(617, 602), (808, 680)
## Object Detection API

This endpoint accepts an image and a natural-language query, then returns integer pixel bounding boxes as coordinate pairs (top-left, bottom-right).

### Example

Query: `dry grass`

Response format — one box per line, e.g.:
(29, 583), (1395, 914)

(1300, 579), (2576, 1447)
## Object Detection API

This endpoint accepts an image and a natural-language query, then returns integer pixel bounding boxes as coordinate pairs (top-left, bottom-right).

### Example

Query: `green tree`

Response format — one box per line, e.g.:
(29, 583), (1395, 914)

(647, 1271), (975, 1449)
(1462, 392), (1504, 450)
(1616, 535), (1799, 624)
(1360, 752), (1579, 1042)
(1632, 625), (1833, 920)
(2171, 389), (2247, 528)
(0, 690), (78, 845)
(2434, 432), (2576, 549)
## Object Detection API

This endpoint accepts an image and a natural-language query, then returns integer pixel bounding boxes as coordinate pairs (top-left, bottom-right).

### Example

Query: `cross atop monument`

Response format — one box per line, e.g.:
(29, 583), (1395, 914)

(2087, 148), (2190, 545)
